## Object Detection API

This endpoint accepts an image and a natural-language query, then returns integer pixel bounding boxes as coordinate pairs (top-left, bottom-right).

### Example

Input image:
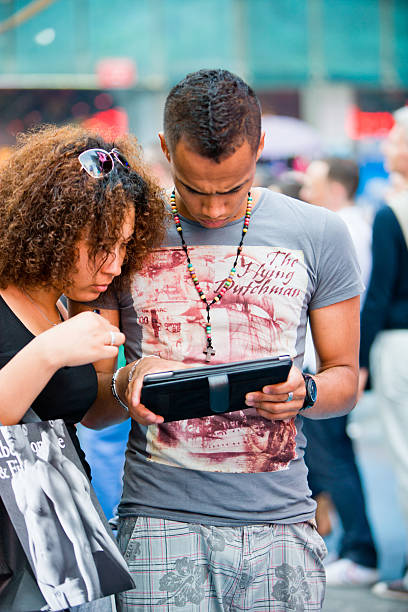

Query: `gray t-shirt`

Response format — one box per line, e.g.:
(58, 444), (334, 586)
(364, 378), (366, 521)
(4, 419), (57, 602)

(95, 188), (363, 525)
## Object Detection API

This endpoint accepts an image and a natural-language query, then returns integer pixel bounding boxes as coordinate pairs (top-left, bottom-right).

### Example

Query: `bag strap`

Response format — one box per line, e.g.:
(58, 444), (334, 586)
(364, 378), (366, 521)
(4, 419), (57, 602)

(20, 408), (42, 424)
(0, 408), (41, 426)
(388, 191), (408, 251)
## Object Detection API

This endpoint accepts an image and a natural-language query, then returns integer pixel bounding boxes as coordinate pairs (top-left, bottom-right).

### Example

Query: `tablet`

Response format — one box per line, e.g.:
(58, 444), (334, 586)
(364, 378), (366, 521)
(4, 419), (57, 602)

(140, 355), (293, 422)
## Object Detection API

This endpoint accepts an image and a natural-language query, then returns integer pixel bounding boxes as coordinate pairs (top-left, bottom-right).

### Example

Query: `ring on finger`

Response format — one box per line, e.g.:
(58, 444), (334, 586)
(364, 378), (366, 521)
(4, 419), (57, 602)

(286, 391), (294, 402)
(109, 331), (116, 346)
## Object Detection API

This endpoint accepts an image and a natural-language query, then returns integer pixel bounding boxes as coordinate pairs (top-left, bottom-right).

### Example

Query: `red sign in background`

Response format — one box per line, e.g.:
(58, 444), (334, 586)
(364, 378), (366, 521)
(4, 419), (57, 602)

(96, 58), (137, 90)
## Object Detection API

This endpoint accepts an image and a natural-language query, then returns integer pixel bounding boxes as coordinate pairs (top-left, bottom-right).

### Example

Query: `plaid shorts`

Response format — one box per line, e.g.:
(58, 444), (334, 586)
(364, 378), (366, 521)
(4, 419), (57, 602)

(115, 517), (327, 611)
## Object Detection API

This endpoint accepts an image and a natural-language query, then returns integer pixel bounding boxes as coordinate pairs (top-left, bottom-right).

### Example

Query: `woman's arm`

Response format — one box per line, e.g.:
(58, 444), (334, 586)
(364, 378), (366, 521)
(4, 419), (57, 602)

(0, 312), (124, 425)
(72, 307), (130, 429)
(0, 332), (62, 424)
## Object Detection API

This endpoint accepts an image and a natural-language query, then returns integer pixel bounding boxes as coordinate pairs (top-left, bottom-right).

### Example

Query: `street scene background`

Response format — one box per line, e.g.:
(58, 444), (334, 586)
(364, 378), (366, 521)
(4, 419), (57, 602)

(1, 1), (408, 609)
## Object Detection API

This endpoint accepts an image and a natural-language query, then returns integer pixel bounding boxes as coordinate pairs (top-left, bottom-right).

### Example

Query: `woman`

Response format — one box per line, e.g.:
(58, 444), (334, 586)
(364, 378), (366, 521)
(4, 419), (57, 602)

(0, 123), (166, 610)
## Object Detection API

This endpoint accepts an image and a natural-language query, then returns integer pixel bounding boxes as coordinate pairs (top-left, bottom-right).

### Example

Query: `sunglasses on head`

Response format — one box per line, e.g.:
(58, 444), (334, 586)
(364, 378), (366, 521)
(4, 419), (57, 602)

(78, 147), (130, 179)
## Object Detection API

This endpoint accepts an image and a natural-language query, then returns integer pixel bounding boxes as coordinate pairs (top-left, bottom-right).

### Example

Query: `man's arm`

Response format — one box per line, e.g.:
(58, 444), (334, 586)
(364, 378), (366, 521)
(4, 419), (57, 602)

(244, 296), (360, 420)
(306, 295), (360, 417)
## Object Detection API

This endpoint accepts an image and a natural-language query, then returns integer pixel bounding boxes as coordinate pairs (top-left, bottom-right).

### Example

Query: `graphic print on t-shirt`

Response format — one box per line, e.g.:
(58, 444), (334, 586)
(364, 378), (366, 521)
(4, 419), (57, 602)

(131, 245), (308, 473)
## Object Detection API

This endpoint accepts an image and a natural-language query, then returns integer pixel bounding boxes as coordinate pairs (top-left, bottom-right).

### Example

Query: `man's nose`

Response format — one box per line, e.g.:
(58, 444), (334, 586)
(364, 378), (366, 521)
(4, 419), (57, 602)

(201, 195), (225, 217)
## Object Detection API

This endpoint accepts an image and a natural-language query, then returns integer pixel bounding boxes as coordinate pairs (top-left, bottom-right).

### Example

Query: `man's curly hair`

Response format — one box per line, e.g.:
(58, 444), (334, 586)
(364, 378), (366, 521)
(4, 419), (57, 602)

(0, 124), (168, 290)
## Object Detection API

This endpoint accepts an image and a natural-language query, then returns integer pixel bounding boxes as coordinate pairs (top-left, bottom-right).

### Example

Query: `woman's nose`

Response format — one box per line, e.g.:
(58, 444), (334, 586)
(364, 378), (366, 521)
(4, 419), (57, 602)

(102, 250), (123, 277)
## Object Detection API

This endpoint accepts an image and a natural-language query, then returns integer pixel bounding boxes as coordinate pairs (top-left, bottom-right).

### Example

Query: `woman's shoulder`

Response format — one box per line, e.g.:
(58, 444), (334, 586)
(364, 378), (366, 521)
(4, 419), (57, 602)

(0, 294), (32, 357)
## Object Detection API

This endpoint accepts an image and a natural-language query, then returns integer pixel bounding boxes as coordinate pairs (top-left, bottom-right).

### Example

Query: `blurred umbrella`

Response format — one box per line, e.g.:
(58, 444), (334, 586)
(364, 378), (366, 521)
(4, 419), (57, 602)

(261, 115), (322, 160)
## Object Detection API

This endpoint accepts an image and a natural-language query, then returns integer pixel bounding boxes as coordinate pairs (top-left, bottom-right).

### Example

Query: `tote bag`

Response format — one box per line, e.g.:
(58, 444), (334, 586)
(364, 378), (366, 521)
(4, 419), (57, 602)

(0, 410), (134, 612)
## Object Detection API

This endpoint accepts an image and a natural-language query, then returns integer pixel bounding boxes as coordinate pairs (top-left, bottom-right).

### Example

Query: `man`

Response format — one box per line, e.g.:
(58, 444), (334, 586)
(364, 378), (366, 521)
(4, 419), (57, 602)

(359, 106), (408, 602)
(299, 157), (378, 587)
(1, 424), (101, 610)
(73, 69), (362, 611)
(300, 158), (372, 290)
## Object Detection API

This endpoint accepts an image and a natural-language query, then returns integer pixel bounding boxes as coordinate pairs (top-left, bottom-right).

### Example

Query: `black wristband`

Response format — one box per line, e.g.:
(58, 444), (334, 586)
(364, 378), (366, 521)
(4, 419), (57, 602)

(299, 373), (317, 412)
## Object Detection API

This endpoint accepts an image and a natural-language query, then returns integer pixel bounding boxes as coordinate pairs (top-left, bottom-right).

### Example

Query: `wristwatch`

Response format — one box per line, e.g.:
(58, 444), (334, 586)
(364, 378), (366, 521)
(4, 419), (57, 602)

(300, 373), (317, 412)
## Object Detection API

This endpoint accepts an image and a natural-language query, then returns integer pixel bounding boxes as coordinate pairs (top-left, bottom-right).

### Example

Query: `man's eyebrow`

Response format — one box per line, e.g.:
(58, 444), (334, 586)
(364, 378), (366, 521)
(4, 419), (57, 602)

(177, 178), (248, 195)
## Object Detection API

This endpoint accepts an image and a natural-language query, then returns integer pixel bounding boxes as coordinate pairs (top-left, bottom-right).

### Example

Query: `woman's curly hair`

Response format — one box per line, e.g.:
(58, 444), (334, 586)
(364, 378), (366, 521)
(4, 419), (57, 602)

(0, 124), (169, 290)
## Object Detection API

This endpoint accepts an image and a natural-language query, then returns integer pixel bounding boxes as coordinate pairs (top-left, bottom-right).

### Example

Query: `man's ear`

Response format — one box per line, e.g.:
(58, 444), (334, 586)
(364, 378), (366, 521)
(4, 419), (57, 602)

(159, 133), (171, 163)
(256, 132), (265, 162)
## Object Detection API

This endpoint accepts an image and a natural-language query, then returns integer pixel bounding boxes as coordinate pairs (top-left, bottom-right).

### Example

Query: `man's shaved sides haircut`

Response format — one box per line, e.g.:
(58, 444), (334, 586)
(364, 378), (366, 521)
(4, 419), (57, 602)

(164, 69), (262, 162)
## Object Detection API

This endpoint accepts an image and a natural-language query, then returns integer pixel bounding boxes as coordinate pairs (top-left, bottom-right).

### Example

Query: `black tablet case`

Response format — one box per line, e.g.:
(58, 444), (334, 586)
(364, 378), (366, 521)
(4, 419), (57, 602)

(140, 356), (292, 422)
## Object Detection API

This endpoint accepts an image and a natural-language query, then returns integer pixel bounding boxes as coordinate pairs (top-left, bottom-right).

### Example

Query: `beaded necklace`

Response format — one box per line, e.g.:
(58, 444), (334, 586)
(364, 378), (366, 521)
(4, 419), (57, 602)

(171, 189), (252, 361)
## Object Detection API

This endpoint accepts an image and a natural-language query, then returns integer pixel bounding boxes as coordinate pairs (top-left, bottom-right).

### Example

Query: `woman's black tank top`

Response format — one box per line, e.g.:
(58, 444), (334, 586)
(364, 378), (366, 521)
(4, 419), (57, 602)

(0, 295), (98, 476)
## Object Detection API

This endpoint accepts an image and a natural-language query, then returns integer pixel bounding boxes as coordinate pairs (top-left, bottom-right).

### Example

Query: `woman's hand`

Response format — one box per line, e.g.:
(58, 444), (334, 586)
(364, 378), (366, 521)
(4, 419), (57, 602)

(38, 311), (125, 369)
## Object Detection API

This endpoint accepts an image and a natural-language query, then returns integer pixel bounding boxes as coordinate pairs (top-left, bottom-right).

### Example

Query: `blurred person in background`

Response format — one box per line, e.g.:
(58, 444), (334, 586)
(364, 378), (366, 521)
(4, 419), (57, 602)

(300, 157), (378, 587)
(301, 158), (372, 290)
(360, 106), (408, 603)
(268, 170), (305, 200)
(385, 170), (408, 202)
